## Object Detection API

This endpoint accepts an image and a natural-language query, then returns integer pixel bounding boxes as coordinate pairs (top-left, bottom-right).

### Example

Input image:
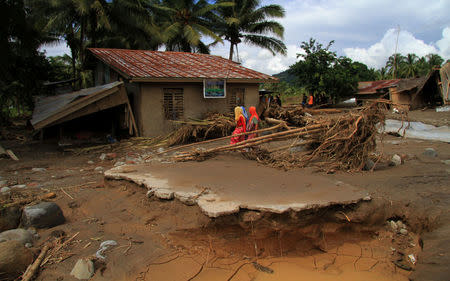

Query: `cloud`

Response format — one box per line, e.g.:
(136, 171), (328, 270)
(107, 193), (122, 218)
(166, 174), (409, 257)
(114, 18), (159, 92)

(39, 42), (71, 57)
(344, 27), (449, 69)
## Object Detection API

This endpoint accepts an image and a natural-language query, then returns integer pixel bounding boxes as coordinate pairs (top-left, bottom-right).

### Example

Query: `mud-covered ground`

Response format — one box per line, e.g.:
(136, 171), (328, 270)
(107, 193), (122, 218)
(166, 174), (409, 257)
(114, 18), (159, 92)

(0, 112), (449, 281)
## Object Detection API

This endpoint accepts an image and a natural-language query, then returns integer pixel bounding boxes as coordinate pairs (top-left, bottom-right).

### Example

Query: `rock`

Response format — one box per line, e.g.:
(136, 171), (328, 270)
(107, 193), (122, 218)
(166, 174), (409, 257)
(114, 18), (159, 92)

(390, 154), (402, 166)
(362, 195), (371, 201)
(11, 184), (26, 189)
(0, 206), (21, 231)
(22, 202), (65, 228)
(25, 243), (32, 248)
(442, 160), (450, 165)
(0, 180), (8, 187)
(389, 220), (398, 231)
(399, 228), (408, 235)
(396, 220), (405, 228)
(1, 186), (11, 193)
(363, 159), (375, 171)
(157, 147), (165, 153)
(70, 258), (95, 280)
(31, 168), (46, 172)
(99, 153), (107, 161)
(114, 161), (125, 167)
(154, 189), (174, 200)
(146, 190), (154, 198)
(423, 148), (437, 157)
(0, 240), (33, 279)
(0, 228), (33, 245)
(87, 160), (94, 164)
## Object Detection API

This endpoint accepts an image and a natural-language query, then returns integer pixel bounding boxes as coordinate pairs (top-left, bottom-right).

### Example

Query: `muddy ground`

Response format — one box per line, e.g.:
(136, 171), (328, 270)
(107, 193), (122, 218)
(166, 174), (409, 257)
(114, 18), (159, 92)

(0, 112), (449, 281)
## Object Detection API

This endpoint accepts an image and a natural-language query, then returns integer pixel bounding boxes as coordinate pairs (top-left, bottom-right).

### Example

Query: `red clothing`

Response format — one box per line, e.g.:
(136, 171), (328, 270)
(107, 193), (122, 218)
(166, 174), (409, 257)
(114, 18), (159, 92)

(246, 107), (259, 140)
(308, 95), (314, 105)
(230, 116), (246, 144)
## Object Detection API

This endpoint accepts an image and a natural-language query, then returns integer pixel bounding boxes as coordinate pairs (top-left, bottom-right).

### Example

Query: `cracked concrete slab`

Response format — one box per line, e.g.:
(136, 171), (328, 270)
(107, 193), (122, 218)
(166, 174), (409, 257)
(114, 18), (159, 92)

(105, 156), (370, 218)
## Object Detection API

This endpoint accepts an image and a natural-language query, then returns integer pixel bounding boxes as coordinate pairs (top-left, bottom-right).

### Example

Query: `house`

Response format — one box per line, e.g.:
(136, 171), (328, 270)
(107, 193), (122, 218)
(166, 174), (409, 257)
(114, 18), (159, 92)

(356, 69), (444, 110)
(89, 48), (277, 136)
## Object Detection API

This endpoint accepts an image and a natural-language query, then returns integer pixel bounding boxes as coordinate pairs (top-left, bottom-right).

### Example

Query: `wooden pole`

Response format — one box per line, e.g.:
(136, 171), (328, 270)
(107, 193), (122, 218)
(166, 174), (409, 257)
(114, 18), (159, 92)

(150, 123), (286, 158)
(22, 243), (51, 281)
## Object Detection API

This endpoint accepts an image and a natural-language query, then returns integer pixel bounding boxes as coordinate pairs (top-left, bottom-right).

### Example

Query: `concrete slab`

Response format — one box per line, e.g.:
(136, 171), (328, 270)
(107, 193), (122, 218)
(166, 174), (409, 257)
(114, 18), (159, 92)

(105, 156), (370, 217)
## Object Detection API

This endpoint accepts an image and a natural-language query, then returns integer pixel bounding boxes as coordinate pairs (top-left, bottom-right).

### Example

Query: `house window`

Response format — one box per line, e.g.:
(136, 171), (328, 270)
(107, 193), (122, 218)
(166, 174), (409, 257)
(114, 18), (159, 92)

(163, 88), (184, 120)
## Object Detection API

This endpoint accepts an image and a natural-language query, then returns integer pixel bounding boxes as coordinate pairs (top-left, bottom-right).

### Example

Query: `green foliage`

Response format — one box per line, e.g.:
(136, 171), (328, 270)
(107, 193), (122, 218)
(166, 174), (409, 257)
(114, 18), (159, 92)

(383, 53), (444, 79)
(0, 0), (51, 123)
(289, 38), (361, 103)
(216, 0), (287, 60)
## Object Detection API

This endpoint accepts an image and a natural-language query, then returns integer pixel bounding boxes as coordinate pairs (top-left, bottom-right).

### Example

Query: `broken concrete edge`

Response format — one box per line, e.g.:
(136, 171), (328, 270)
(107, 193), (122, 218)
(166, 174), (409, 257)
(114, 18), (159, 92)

(104, 168), (371, 218)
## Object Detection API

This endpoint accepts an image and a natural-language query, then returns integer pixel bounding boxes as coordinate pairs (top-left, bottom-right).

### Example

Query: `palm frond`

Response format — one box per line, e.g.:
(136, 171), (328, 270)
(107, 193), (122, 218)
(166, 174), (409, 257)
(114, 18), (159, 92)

(243, 34), (287, 56)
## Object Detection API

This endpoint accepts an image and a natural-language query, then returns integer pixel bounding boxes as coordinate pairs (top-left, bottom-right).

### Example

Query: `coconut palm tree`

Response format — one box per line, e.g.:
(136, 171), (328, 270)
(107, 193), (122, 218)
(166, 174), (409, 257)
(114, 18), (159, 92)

(151, 0), (233, 53)
(402, 53), (419, 78)
(385, 53), (405, 79)
(216, 0), (286, 61)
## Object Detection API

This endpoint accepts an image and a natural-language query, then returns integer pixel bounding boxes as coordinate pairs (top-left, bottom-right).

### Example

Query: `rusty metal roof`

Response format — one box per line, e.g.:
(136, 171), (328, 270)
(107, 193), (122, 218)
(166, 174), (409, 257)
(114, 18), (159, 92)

(357, 79), (401, 95)
(89, 48), (277, 82)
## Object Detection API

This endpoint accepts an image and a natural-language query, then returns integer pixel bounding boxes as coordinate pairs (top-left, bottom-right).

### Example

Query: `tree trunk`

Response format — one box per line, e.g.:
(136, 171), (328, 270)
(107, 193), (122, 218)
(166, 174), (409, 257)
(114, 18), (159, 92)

(229, 43), (234, 61)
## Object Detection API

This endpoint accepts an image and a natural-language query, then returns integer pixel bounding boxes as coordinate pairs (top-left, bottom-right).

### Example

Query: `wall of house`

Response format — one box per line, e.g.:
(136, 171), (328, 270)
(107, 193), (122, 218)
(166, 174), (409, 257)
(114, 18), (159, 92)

(136, 82), (259, 136)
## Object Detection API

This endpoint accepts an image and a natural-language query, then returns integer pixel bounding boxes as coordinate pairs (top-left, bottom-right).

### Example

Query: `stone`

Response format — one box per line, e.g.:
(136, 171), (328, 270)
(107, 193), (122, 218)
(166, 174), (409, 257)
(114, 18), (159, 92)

(31, 168), (46, 172)
(289, 146), (304, 153)
(0, 240), (33, 279)
(442, 160), (450, 165)
(157, 147), (165, 153)
(1, 186), (11, 193)
(99, 153), (106, 161)
(0, 206), (21, 231)
(11, 184), (26, 189)
(22, 202), (65, 228)
(154, 189), (174, 200)
(390, 154), (402, 166)
(70, 258), (95, 280)
(94, 166), (104, 171)
(114, 161), (126, 167)
(399, 228), (408, 235)
(0, 228), (33, 245)
(146, 190), (154, 198)
(25, 243), (32, 248)
(396, 220), (405, 228)
(363, 159), (375, 171)
(389, 220), (398, 231)
(87, 160), (94, 164)
(423, 148), (437, 157)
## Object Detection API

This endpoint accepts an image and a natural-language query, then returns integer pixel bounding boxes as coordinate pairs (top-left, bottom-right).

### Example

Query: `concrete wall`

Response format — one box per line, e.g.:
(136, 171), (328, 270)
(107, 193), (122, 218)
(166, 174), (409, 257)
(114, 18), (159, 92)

(135, 82), (259, 136)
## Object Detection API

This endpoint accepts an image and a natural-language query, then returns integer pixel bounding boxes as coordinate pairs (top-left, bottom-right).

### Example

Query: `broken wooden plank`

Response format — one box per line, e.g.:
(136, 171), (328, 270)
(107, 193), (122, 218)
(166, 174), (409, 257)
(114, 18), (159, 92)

(6, 149), (19, 161)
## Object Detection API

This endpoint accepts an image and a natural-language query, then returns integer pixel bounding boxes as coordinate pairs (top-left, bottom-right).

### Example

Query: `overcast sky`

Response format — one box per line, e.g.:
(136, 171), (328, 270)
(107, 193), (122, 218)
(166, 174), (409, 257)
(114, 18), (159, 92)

(42, 0), (450, 75)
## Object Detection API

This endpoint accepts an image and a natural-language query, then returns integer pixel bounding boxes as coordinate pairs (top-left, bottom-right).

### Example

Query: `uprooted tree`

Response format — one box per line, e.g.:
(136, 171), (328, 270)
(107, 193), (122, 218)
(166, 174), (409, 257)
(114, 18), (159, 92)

(289, 38), (373, 104)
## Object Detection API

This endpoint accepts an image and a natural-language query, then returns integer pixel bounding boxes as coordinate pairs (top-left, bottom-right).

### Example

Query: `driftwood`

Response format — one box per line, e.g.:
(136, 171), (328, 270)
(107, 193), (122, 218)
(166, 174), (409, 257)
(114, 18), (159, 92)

(151, 123), (287, 158)
(22, 243), (51, 281)
(174, 101), (395, 172)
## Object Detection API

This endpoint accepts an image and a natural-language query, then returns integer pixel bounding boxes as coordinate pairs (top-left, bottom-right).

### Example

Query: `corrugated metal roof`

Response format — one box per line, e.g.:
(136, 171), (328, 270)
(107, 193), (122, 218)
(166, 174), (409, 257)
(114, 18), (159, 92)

(89, 48), (277, 82)
(31, 81), (123, 128)
(357, 79), (401, 95)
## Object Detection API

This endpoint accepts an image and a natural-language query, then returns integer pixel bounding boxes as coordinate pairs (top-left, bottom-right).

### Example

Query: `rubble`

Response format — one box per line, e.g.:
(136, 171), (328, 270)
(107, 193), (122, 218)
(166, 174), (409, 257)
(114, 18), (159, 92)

(0, 228), (34, 245)
(70, 258), (95, 280)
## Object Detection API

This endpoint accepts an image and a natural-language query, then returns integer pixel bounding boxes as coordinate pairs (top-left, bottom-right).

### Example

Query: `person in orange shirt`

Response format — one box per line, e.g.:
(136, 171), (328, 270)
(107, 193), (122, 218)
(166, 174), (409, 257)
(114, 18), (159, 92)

(307, 94), (314, 108)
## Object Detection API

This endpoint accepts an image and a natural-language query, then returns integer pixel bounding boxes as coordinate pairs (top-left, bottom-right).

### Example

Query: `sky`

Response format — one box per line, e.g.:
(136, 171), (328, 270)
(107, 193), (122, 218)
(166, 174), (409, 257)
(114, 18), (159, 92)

(41, 0), (450, 75)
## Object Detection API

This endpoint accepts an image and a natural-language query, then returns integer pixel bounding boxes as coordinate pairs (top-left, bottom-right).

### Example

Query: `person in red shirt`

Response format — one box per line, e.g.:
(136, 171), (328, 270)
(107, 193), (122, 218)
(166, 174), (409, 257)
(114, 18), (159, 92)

(230, 106), (246, 144)
(246, 106), (259, 140)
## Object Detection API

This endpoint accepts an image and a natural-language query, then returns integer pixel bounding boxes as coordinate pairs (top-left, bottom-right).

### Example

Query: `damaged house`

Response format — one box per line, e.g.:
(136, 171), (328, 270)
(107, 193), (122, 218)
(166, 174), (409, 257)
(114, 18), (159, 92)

(31, 49), (276, 139)
(356, 68), (445, 110)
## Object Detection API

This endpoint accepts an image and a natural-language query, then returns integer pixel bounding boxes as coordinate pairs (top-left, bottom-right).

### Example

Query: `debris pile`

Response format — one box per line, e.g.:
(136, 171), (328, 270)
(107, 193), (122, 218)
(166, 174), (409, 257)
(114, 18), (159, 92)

(167, 113), (234, 146)
(173, 101), (392, 171)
